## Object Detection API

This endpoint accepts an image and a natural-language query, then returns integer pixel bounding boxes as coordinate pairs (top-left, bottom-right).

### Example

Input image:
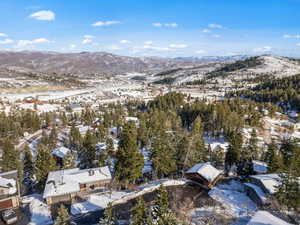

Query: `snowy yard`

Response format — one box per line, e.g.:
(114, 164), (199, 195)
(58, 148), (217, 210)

(208, 180), (257, 222)
(71, 179), (187, 215)
(27, 194), (53, 225)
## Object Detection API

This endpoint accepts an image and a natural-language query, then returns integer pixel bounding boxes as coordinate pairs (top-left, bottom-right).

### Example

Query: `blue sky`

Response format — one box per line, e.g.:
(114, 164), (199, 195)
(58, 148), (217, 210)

(0, 0), (300, 57)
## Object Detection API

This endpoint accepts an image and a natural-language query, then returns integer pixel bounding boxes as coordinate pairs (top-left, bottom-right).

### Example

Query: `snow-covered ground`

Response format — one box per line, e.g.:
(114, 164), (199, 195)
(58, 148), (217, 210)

(28, 194), (53, 225)
(71, 179), (187, 215)
(209, 180), (257, 221)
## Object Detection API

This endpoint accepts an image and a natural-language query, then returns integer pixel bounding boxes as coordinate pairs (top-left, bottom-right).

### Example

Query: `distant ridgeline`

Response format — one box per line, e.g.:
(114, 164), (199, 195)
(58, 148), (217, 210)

(227, 73), (300, 111)
(205, 56), (263, 80)
(185, 56), (263, 85)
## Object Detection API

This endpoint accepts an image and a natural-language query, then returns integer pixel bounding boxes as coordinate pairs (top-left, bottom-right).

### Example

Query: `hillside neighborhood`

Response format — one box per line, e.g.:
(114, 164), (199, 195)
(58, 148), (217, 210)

(1, 1), (300, 224)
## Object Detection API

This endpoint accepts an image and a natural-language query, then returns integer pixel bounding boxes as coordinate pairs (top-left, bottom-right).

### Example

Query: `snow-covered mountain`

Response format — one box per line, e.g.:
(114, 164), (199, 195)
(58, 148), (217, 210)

(206, 55), (300, 81)
(0, 51), (248, 77)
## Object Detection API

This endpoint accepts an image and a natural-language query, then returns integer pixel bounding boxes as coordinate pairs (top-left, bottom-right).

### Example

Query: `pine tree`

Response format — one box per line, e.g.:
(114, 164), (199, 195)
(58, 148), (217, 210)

(99, 203), (116, 225)
(69, 124), (82, 150)
(63, 152), (75, 169)
(151, 129), (176, 179)
(245, 129), (259, 160)
(225, 133), (243, 173)
(106, 138), (115, 156)
(265, 142), (285, 173)
(115, 122), (144, 187)
(35, 145), (56, 186)
(153, 185), (178, 225)
(81, 130), (97, 168)
(275, 171), (300, 211)
(23, 144), (34, 175)
(131, 196), (151, 225)
(54, 204), (71, 225)
(1, 138), (21, 172)
(49, 126), (58, 149)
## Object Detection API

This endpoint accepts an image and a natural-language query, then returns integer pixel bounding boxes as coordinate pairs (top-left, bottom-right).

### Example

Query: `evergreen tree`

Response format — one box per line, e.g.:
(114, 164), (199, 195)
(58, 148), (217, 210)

(48, 126), (58, 149)
(62, 152), (75, 169)
(225, 133), (243, 172)
(106, 138), (115, 156)
(1, 138), (20, 172)
(99, 203), (116, 225)
(265, 142), (285, 173)
(115, 122), (144, 187)
(153, 185), (178, 225)
(54, 204), (71, 225)
(69, 124), (82, 150)
(275, 171), (300, 211)
(151, 129), (176, 179)
(81, 130), (97, 168)
(23, 144), (34, 175)
(245, 129), (259, 160)
(131, 196), (152, 225)
(35, 145), (56, 186)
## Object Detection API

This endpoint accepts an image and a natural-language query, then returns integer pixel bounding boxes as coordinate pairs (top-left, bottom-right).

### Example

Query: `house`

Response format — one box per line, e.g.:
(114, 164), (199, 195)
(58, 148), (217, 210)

(51, 146), (71, 159)
(125, 117), (139, 126)
(68, 103), (83, 113)
(185, 162), (222, 188)
(252, 160), (268, 174)
(108, 127), (120, 137)
(249, 174), (281, 194)
(43, 166), (112, 205)
(0, 170), (20, 210)
(246, 210), (292, 225)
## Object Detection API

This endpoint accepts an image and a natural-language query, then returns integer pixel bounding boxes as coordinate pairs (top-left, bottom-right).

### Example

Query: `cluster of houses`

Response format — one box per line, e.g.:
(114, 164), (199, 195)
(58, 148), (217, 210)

(0, 142), (296, 225)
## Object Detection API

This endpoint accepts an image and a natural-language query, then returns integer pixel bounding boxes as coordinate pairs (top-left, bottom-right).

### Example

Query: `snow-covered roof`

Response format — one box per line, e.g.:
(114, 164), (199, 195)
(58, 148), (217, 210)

(43, 166), (112, 198)
(244, 183), (267, 204)
(51, 146), (71, 159)
(252, 160), (268, 174)
(0, 177), (17, 195)
(250, 174), (281, 194)
(288, 111), (298, 118)
(186, 162), (222, 182)
(247, 210), (292, 225)
(125, 116), (139, 122)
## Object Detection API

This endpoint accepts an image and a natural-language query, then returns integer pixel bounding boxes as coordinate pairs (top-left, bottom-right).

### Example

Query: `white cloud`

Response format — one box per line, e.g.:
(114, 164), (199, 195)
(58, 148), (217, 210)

(69, 44), (76, 50)
(283, 34), (300, 39)
(29, 10), (55, 21)
(83, 35), (95, 39)
(143, 45), (172, 51)
(253, 46), (272, 53)
(211, 34), (221, 38)
(92, 21), (121, 27)
(110, 45), (122, 50)
(152, 23), (178, 28)
(208, 23), (223, 29)
(296, 43), (300, 47)
(0, 33), (7, 37)
(0, 39), (14, 44)
(169, 44), (188, 49)
(144, 41), (153, 45)
(202, 29), (211, 33)
(195, 50), (207, 54)
(120, 40), (131, 44)
(165, 23), (178, 28)
(16, 38), (52, 47)
(82, 39), (92, 44)
(152, 23), (162, 27)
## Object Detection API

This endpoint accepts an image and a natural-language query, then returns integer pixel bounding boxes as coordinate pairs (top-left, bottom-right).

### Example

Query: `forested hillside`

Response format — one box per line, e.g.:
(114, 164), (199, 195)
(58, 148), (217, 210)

(228, 74), (300, 110)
